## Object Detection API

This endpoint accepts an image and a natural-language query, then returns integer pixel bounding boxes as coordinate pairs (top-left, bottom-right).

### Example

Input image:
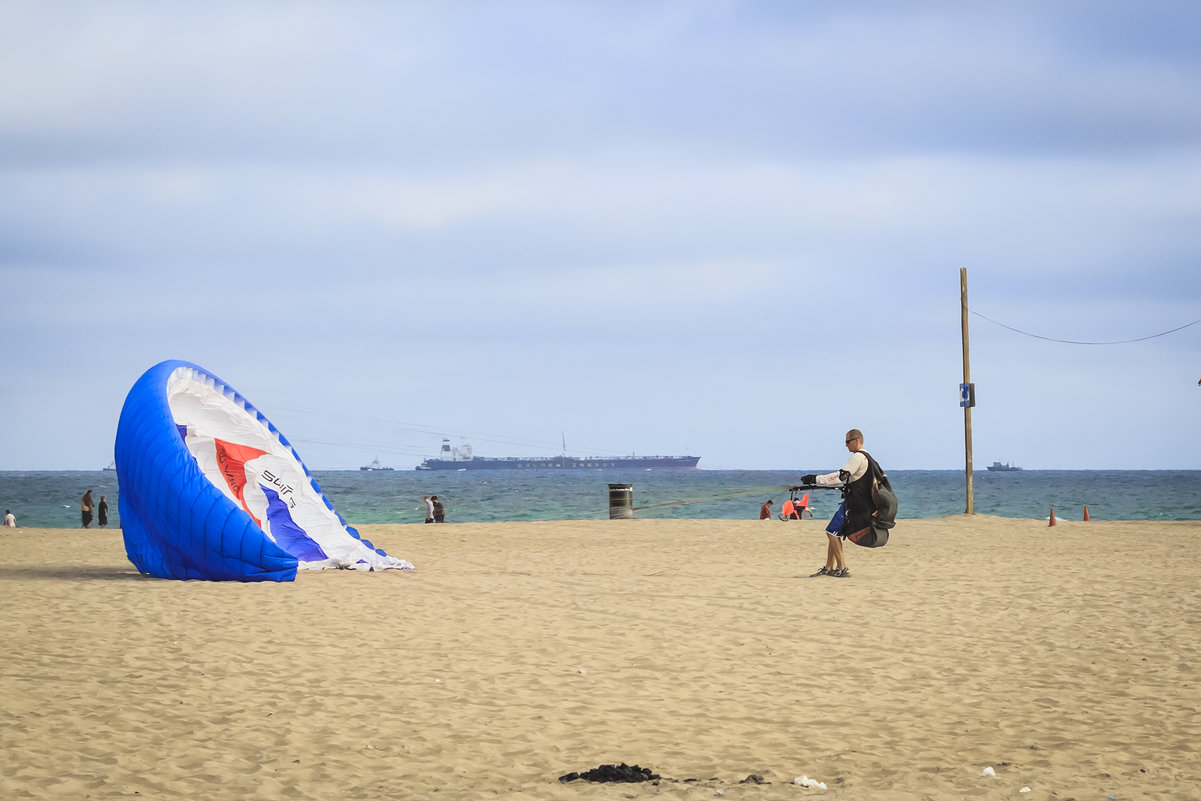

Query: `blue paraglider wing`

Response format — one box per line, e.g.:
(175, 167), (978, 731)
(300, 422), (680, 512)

(115, 360), (412, 581)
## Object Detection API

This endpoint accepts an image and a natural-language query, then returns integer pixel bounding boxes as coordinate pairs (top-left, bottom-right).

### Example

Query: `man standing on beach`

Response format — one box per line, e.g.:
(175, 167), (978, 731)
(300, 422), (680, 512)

(81, 490), (95, 529)
(423, 495), (434, 524)
(801, 428), (875, 578)
(98, 496), (109, 528)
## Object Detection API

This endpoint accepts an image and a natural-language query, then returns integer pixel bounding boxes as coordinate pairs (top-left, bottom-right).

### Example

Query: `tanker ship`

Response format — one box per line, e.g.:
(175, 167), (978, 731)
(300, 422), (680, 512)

(416, 438), (700, 471)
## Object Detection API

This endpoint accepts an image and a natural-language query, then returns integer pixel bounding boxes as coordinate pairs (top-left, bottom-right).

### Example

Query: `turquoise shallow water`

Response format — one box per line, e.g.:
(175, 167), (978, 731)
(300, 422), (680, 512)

(3, 469), (1199, 528)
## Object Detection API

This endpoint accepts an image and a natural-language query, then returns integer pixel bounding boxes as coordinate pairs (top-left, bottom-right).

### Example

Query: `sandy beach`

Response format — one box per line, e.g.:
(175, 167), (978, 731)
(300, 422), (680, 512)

(2, 516), (1199, 800)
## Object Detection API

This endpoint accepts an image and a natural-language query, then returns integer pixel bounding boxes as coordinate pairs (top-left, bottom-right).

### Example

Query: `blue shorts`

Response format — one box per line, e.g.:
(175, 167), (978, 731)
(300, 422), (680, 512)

(825, 502), (845, 536)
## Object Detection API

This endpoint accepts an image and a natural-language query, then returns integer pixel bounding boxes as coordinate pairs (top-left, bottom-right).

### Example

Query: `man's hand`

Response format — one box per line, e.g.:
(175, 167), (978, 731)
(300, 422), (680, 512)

(800, 474), (817, 485)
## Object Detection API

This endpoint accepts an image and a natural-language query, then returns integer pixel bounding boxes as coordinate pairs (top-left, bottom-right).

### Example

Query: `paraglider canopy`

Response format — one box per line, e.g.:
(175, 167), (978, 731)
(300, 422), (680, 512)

(115, 360), (413, 581)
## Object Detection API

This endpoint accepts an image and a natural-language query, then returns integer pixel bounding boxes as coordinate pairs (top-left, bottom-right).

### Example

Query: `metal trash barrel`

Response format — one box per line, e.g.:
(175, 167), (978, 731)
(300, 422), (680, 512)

(607, 483), (633, 519)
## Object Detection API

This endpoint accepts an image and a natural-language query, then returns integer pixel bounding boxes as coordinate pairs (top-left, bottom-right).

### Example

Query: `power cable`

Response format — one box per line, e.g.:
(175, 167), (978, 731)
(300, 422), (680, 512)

(267, 403), (674, 460)
(969, 309), (1201, 345)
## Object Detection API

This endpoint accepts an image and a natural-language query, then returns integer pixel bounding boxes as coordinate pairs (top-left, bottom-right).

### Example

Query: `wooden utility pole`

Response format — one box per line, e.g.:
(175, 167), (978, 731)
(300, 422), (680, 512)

(960, 267), (974, 514)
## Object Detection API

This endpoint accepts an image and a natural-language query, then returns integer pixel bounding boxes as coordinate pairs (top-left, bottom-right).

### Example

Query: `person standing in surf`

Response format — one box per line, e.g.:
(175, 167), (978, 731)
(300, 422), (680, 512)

(81, 489), (95, 529)
(801, 428), (875, 578)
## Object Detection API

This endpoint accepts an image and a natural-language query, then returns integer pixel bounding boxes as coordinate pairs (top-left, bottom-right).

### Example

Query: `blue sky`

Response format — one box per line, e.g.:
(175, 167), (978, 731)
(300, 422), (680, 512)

(1, 1), (1198, 471)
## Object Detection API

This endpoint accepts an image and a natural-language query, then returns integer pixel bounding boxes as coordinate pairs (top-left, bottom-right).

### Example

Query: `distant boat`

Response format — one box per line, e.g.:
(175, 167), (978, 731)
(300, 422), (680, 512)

(416, 438), (700, 471)
(360, 457), (394, 472)
(103, 461), (116, 471)
(986, 461), (1022, 472)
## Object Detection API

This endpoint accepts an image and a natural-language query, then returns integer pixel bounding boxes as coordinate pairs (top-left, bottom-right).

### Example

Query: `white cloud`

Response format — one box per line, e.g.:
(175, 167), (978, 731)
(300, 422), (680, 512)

(1, 1), (1199, 469)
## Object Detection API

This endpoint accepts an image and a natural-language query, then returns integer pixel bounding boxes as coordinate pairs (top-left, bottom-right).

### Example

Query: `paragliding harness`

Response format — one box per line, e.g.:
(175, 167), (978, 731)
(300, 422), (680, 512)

(790, 451), (897, 548)
(841, 451), (896, 548)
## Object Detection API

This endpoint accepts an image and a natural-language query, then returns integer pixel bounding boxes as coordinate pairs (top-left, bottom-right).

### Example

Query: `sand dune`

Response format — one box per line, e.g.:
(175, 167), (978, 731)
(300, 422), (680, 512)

(2, 516), (1199, 800)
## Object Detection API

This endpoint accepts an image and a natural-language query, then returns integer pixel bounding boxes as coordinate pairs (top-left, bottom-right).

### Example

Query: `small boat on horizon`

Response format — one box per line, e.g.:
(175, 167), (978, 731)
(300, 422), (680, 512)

(360, 457), (394, 472)
(986, 461), (1022, 472)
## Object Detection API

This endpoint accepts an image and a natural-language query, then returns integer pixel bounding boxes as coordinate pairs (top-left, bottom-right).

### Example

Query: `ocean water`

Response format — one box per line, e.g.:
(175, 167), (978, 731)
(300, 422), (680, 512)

(3, 469), (1199, 529)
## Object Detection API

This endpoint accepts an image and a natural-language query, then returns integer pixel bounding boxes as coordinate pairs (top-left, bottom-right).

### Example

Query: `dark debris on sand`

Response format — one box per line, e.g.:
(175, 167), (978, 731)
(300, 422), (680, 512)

(558, 763), (660, 784)
(558, 764), (776, 787)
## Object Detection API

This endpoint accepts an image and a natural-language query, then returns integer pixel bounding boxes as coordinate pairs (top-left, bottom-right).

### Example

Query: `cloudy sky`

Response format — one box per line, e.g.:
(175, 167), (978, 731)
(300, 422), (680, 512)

(1, 1), (1198, 471)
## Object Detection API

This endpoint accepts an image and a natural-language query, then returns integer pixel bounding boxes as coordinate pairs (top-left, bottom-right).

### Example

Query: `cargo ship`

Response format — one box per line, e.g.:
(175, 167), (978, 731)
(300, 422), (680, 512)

(986, 461), (1022, 472)
(416, 438), (700, 471)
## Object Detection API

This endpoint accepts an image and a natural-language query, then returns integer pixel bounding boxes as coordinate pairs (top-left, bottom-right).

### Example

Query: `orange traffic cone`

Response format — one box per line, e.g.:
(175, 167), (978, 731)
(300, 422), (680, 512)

(1083, 505), (1090, 521)
(1048, 508), (1057, 527)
